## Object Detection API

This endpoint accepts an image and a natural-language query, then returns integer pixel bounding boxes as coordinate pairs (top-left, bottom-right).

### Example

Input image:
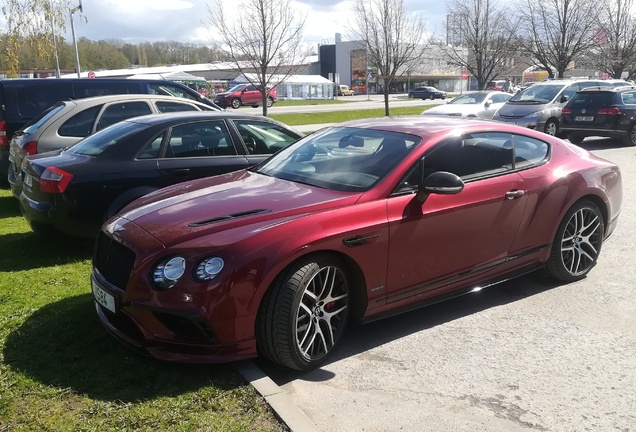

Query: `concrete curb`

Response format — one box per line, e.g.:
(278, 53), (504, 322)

(234, 361), (320, 432)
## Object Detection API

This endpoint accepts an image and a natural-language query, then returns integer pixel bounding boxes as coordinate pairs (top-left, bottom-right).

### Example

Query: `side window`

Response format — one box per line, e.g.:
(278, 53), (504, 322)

(16, 83), (74, 117)
(96, 102), (153, 131)
(234, 120), (300, 154)
(422, 132), (514, 181)
(73, 82), (139, 98)
(137, 133), (165, 159)
(246, 85), (257, 92)
(621, 91), (636, 105)
(58, 105), (103, 137)
(513, 135), (549, 169)
(165, 121), (236, 158)
(155, 101), (201, 113)
(148, 83), (197, 101)
(561, 84), (580, 102)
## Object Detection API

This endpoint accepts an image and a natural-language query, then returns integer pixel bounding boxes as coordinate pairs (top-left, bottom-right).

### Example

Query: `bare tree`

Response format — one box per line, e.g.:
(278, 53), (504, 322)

(439, 0), (520, 90)
(591, 0), (636, 79)
(351, 0), (427, 116)
(517, 0), (597, 78)
(206, 0), (306, 116)
(1, 0), (80, 75)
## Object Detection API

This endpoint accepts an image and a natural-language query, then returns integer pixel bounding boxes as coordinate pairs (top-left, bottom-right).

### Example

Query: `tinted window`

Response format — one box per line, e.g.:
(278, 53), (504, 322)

(17, 83), (74, 117)
(96, 102), (153, 130)
(166, 121), (235, 158)
(513, 135), (549, 169)
(234, 120), (300, 154)
(67, 121), (146, 156)
(155, 101), (200, 113)
(569, 92), (616, 110)
(58, 105), (103, 137)
(137, 134), (165, 159)
(148, 83), (197, 100)
(21, 102), (66, 134)
(423, 132), (514, 181)
(73, 82), (139, 98)
(622, 91), (636, 104)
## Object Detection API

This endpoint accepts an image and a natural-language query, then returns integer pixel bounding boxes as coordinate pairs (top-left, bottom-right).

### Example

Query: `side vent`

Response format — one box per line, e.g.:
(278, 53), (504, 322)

(188, 209), (271, 227)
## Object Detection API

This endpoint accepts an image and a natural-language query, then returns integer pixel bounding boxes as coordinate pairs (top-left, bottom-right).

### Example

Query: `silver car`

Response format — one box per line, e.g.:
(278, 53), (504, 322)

(7, 94), (214, 198)
(421, 91), (511, 119)
(492, 79), (609, 136)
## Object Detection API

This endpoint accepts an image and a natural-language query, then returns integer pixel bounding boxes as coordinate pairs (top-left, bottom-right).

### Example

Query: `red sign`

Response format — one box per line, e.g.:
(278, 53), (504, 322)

(461, 70), (468, 81)
(87, 71), (96, 79)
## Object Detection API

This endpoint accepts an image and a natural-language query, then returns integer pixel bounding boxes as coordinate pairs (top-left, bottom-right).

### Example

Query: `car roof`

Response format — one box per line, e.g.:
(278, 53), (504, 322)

(64, 94), (209, 106)
(121, 111), (286, 126)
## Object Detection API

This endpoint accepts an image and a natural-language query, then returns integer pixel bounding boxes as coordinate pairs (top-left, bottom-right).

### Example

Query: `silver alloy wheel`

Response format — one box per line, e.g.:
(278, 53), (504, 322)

(560, 207), (602, 276)
(544, 120), (558, 136)
(631, 125), (636, 145)
(295, 265), (348, 361)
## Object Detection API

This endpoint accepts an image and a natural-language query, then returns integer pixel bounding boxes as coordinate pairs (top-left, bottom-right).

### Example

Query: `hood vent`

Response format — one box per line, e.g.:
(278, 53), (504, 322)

(188, 209), (271, 227)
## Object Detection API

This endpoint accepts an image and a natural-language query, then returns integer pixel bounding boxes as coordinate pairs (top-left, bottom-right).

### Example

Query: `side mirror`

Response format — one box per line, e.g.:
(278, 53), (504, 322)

(416, 171), (464, 202)
(560, 95), (569, 103)
(484, 100), (492, 107)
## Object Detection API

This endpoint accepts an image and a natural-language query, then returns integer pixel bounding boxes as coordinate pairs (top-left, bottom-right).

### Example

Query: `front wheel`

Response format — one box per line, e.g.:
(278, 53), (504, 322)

(231, 98), (242, 109)
(545, 200), (604, 282)
(623, 123), (636, 145)
(266, 97), (274, 108)
(257, 254), (350, 370)
(568, 134), (584, 144)
(544, 119), (558, 136)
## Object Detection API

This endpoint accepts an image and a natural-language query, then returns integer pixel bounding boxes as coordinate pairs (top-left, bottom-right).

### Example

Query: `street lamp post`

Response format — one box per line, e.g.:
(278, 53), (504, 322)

(70, 0), (83, 78)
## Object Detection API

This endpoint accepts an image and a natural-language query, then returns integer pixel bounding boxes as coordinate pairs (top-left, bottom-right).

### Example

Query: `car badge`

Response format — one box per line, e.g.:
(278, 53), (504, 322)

(582, 109), (586, 113)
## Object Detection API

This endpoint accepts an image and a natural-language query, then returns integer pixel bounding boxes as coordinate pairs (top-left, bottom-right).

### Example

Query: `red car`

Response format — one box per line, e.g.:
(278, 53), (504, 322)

(92, 117), (622, 370)
(213, 84), (277, 109)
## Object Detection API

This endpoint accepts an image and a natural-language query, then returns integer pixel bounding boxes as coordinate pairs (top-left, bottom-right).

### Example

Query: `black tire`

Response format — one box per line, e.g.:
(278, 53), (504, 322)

(429, 94), (434, 100)
(544, 119), (558, 136)
(231, 98), (242, 109)
(257, 253), (350, 370)
(623, 123), (636, 146)
(545, 200), (604, 282)
(568, 134), (584, 144)
(251, 105), (259, 108)
(266, 97), (274, 108)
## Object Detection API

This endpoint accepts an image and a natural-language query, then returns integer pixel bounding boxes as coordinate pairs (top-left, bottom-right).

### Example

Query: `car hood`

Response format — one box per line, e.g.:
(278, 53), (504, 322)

(495, 102), (548, 117)
(423, 104), (481, 116)
(214, 92), (231, 98)
(114, 170), (361, 246)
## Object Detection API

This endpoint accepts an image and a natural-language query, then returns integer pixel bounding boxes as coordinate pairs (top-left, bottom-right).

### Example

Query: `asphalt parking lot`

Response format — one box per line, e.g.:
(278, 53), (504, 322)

(260, 137), (636, 432)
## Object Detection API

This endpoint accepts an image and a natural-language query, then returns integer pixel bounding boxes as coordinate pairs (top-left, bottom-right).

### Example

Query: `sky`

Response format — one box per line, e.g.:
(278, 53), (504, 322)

(61, 0), (446, 48)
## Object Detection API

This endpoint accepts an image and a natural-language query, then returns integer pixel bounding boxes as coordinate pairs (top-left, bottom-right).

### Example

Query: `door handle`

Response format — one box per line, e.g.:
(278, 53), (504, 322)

(505, 190), (525, 199)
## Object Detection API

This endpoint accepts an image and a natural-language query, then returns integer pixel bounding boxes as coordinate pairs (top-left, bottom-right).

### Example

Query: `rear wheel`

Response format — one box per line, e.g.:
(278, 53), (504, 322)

(257, 254), (350, 370)
(544, 119), (558, 136)
(545, 200), (604, 282)
(266, 97), (274, 108)
(231, 98), (242, 109)
(568, 134), (584, 144)
(623, 123), (636, 145)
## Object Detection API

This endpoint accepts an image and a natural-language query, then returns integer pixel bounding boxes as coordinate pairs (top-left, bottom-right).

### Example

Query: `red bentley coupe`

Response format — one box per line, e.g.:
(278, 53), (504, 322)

(91, 117), (622, 370)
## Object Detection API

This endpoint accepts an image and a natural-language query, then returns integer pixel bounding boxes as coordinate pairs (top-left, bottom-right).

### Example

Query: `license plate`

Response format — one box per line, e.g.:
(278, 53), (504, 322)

(92, 279), (116, 313)
(24, 173), (33, 187)
(575, 116), (594, 121)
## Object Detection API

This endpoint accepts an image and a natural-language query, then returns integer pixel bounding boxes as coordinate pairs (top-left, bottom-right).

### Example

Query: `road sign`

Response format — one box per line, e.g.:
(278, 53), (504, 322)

(87, 71), (96, 79)
(461, 70), (468, 81)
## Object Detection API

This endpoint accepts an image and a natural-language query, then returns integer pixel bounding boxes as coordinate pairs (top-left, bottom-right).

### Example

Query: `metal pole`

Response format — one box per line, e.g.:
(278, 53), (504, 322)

(70, 12), (80, 77)
(50, 9), (61, 78)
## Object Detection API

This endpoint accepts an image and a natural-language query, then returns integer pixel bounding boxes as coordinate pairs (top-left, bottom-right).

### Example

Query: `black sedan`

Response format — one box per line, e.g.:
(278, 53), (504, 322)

(18, 112), (302, 238)
(408, 86), (447, 100)
(561, 86), (636, 145)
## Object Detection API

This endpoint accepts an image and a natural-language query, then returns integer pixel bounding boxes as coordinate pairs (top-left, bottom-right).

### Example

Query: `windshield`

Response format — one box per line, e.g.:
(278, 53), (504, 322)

(256, 127), (420, 192)
(227, 85), (245, 92)
(509, 84), (561, 103)
(66, 121), (146, 156)
(449, 93), (487, 104)
(20, 102), (66, 135)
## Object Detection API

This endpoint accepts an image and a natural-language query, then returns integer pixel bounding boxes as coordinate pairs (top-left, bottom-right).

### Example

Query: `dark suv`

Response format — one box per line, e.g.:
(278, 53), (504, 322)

(560, 86), (636, 145)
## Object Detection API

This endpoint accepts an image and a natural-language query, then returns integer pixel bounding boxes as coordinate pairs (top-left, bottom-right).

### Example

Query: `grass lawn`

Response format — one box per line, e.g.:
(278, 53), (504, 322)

(0, 189), (285, 431)
(270, 105), (433, 126)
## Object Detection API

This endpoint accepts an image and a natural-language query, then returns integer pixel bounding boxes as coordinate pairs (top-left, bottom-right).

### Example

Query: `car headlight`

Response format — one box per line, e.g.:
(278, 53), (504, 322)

(194, 257), (224, 282)
(152, 256), (186, 290)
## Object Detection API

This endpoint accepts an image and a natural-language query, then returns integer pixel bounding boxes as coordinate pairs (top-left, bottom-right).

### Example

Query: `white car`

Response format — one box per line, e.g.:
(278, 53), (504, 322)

(422, 91), (511, 119)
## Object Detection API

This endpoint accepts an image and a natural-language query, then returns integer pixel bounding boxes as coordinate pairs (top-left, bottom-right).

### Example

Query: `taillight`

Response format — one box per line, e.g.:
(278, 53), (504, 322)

(598, 107), (621, 115)
(24, 141), (38, 155)
(562, 107), (572, 114)
(39, 167), (74, 194)
(0, 121), (7, 147)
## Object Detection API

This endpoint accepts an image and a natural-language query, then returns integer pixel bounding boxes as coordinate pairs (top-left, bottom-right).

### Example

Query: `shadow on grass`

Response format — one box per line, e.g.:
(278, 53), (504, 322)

(261, 271), (564, 383)
(0, 195), (21, 219)
(3, 294), (241, 402)
(0, 232), (94, 272)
